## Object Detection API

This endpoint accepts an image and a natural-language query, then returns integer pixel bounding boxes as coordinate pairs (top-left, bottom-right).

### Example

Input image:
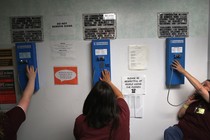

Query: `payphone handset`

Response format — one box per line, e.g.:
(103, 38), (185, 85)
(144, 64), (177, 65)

(166, 38), (185, 86)
(91, 39), (111, 86)
(15, 42), (39, 92)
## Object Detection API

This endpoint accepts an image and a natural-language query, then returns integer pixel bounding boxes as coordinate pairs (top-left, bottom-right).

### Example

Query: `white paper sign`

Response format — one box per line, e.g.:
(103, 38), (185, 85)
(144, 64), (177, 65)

(122, 75), (146, 118)
(124, 94), (144, 118)
(50, 42), (74, 59)
(129, 45), (148, 70)
(49, 15), (75, 40)
(122, 75), (146, 95)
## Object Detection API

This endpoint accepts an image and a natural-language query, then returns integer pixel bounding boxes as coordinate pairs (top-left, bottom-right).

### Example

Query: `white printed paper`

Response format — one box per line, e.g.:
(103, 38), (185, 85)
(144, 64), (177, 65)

(50, 42), (75, 59)
(124, 94), (144, 118)
(122, 75), (146, 118)
(129, 45), (148, 70)
(122, 75), (146, 95)
(49, 15), (75, 40)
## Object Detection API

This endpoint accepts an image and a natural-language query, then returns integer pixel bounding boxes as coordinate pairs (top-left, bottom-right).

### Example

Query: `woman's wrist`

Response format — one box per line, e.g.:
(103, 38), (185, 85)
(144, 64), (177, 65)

(28, 77), (36, 82)
(182, 104), (189, 109)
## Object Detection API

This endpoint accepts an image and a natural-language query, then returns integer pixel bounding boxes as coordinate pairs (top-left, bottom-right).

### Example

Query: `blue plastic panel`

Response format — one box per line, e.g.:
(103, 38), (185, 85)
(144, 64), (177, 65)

(15, 42), (39, 92)
(166, 38), (185, 86)
(91, 39), (111, 85)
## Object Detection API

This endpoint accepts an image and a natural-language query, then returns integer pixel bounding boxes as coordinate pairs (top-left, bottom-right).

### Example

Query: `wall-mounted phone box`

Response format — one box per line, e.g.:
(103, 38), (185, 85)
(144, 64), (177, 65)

(91, 39), (111, 86)
(15, 42), (39, 92)
(166, 38), (185, 86)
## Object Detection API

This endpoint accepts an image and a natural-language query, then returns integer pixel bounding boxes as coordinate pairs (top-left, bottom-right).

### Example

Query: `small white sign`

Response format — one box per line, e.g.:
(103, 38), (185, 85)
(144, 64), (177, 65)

(171, 47), (183, 53)
(122, 75), (146, 95)
(95, 49), (107, 55)
(103, 13), (116, 20)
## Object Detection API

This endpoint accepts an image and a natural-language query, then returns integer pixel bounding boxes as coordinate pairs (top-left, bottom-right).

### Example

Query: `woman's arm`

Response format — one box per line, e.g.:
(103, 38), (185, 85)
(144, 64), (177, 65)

(100, 70), (124, 99)
(18, 65), (37, 112)
(172, 60), (209, 102)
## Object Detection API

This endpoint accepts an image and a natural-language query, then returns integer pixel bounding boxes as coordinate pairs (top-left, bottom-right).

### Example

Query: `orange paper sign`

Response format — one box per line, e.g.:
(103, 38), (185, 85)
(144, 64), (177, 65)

(54, 66), (78, 85)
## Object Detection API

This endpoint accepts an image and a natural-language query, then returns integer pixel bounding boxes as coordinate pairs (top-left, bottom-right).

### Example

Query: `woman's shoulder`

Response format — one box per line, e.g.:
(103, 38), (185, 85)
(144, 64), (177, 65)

(75, 114), (86, 122)
(117, 98), (127, 105)
(6, 106), (25, 116)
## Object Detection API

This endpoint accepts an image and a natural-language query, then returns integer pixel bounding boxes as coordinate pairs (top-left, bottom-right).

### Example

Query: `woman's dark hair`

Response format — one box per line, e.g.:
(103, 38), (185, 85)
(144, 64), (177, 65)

(83, 81), (120, 129)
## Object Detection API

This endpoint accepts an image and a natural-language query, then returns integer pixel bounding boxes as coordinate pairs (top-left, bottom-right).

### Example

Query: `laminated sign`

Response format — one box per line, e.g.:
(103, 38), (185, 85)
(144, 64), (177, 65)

(0, 70), (16, 104)
(54, 66), (78, 85)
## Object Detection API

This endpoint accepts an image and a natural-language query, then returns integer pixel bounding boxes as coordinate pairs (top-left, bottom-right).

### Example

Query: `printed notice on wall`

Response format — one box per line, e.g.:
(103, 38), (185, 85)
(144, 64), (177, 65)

(122, 75), (146, 95)
(0, 70), (16, 104)
(129, 45), (148, 70)
(122, 75), (146, 118)
(157, 12), (189, 38)
(124, 94), (144, 118)
(50, 42), (75, 59)
(49, 16), (75, 40)
(10, 16), (43, 42)
(83, 13), (117, 40)
(54, 66), (78, 85)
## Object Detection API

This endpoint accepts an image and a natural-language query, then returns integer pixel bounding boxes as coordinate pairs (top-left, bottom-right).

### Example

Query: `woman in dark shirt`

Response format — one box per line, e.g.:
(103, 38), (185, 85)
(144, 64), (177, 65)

(74, 70), (130, 140)
(0, 65), (37, 140)
(164, 60), (210, 140)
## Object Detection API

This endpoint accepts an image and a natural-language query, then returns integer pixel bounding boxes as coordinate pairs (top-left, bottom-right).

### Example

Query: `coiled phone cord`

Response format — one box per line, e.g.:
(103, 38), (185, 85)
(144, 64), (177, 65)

(167, 68), (186, 107)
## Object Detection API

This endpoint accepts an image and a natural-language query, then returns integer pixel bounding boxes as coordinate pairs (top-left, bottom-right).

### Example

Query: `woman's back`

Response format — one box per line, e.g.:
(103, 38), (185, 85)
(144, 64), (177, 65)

(74, 98), (129, 140)
(74, 71), (130, 140)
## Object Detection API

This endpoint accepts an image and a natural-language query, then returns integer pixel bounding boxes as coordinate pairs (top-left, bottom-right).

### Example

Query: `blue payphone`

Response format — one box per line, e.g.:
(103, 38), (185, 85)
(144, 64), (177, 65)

(15, 42), (39, 92)
(166, 38), (185, 86)
(91, 39), (111, 85)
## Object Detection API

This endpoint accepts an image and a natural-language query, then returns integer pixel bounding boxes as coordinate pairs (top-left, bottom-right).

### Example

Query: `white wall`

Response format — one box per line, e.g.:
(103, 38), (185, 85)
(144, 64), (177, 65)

(208, 1), (210, 79)
(0, 0), (209, 140)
